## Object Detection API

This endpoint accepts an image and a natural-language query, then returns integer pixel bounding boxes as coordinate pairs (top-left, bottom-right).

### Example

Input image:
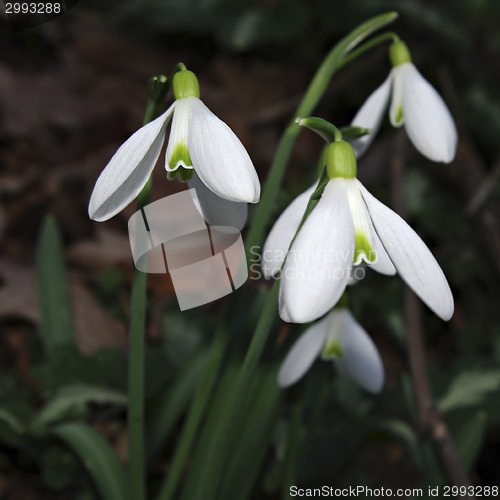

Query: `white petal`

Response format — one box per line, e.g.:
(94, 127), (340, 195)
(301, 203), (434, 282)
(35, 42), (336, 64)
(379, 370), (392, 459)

(401, 63), (457, 163)
(88, 105), (174, 222)
(358, 180), (454, 320)
(389, 66), (405, 127)
(188, 174), (247, 230)
(281, 179), (355, 324)
(332, 309), (384, 393)
(187, 98), (260, 203)
(350, 75), (392, 158)
(262, 184), (316, 279)
(165, 98), (193, 171)
(277, 316), (329, 387)
(368, 218), (396, 275)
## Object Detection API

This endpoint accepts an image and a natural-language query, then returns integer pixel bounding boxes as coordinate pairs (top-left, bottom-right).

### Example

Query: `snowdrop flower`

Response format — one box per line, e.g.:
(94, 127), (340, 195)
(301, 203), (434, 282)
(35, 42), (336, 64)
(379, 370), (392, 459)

(89, 69), (260, 222)
(278, 308), (384, 393)
(263, 140), (454, 324)
(351, 40), (457, 163)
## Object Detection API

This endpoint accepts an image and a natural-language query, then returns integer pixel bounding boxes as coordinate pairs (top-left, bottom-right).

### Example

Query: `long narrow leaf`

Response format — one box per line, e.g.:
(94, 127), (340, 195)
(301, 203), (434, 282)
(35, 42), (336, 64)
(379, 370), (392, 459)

(146, 350), (208, 462)
(52, 421), (128, 500)
(36, 215), (76, 357)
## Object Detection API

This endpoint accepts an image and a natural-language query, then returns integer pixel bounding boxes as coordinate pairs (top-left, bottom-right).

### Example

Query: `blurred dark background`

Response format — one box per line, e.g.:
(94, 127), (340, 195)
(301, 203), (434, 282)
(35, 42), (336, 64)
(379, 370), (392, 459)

(0, 0), (499, 498)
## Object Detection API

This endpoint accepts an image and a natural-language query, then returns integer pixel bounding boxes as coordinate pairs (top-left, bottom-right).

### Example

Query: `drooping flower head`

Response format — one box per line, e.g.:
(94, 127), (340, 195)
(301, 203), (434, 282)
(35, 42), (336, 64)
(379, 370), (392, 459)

(263, 139), (454, 324)
(278, 308), (384, 394)
(88, 68), (260, 223)
(351, 39), (457, 163)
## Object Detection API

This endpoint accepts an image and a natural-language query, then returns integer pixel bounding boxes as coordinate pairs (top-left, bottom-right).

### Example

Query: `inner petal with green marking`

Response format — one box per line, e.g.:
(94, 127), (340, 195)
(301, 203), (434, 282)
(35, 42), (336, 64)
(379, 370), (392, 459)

(344, 180), (377, 265)
(165, 98), (194, 171)
(321, 340), (343, 360)
(168, 144), (192, 171)
(389, 67), (405, 127)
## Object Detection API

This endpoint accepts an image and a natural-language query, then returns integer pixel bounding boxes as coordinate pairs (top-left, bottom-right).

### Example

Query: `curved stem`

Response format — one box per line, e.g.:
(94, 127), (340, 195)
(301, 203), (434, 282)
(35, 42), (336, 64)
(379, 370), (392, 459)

(245, 13), (398, 255)
(337, 31), (399, 71)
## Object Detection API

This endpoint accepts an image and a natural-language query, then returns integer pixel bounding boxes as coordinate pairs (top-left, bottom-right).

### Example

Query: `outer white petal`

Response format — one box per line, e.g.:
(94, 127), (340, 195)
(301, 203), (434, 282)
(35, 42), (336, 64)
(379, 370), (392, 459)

(389, 66), (405, 127)
(165, 98), (193, 171)
(88, 105), (174, 222)
(332, 309), (384, 393)
(281, 179), (355, 324)
(350, 75), (392, 158)
(188, 174), (247, 230)
(368, 218), (397, 275)
(277, 315), (329, 387)
(357, 180), (454, 320)
(262, 184), (316, 279)
(401, 63), (457, 163)
(187, 98), (260, 203)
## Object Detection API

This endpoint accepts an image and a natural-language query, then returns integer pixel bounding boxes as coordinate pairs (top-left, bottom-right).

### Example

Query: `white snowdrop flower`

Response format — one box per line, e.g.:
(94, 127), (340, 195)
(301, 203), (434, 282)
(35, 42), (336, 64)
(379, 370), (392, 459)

(351, 40), (457, 163)
(88, 69), (260, 222)
(278, 308), (384, 393)
(264, 140), (453, 324)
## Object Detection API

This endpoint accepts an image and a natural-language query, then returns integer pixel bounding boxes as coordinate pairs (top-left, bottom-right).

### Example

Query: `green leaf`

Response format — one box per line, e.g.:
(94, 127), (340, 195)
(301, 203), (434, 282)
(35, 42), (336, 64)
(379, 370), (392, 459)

(31, 385), (127, 434)
(52, 421), (128, 500)
(438, 369), (500, 412)
(36, 215), (76, 358)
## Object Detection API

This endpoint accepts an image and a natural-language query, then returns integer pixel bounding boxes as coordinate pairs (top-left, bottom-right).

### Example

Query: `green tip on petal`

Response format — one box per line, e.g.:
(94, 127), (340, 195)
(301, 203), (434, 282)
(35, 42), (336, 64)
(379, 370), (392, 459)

(394, 105), (404, 125)
(354, 233), (377, 265)
(172, 70), (200, 100)
(322, 340), (343, 360)
(326, 140), (357, 179)
(168, 144), (192, 171)
(167, 166), (194, 182)
(390, 40), (412, 67)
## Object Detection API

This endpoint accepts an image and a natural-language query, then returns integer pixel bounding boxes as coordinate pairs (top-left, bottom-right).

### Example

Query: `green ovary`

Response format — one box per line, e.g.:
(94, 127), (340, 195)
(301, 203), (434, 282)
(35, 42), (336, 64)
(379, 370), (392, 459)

(169, 144), (192, 171)
(322, 341), (343, 360)
(354, 232), (377, 265)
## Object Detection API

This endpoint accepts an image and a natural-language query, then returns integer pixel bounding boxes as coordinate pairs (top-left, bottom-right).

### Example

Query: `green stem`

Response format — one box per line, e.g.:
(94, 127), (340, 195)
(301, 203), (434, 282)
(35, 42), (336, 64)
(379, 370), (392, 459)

(128, 270), (148, 500)
(156, 323), (227, 500)
(127, 75), (170, 500)
(337, 31), (399, 71)
(245, 13), (398, 255)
